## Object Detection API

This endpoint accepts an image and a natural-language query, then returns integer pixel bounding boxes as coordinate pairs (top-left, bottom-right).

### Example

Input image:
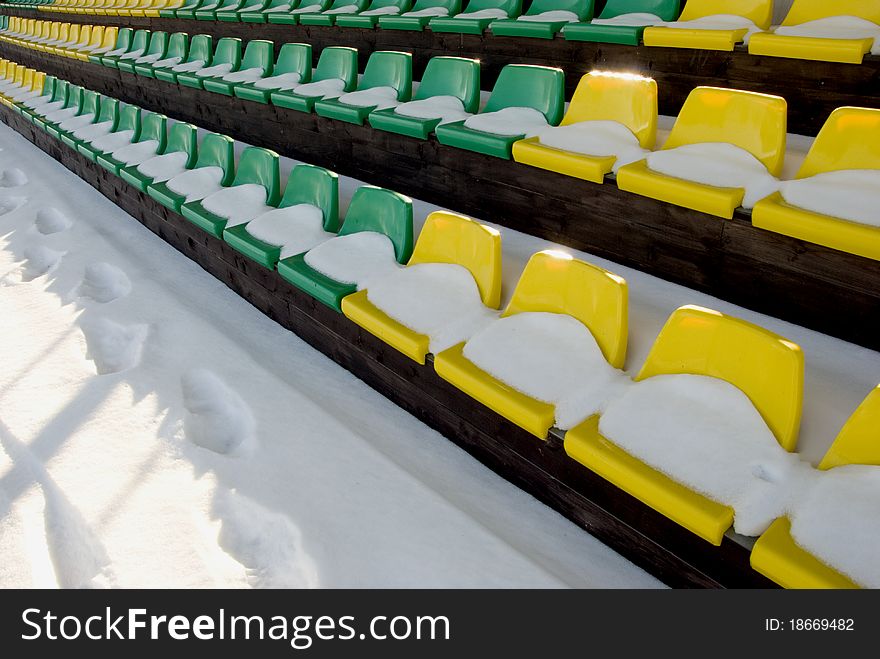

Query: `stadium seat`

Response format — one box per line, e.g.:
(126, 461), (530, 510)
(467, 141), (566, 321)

(180, 147), (281, 237)
(369, 56), (480, 139)
(215, 0), (250, 20)
(276, 186), (413, 311)
(177, 37), (241, 90)
(100, 28), (148, 69)
(49, 22), (81, 57)
(435, 64), (564, 159)
(37, 84), (82, 136)
(314, 51), (411, 124)
(643, 0), (772, 51)
(342, 211), (501, 364)
(172, 0), (209, 18)
(429, 0), (521, 34)
(335, 0), (413, 28)
(512, 71), (657, 183)
(748, 0), (880, 64)
(10, 71), (45, 114)
(203, 39), (273, 95)
(17, 74), (55, 122)
(155, 34), (211, 84)
(223, 164), (340, 268)
(135, 31), (187, 78)
(270, 46), (357, 113)
(238, 0), (297, 23)
(234, 42), (311, 104)
(299, 0), (369, 26)
(77, 26), (118, 62)
(120, 121), (198, 191)
(78, 103), (140, 161)
(97, 111), (167, 175)
(751, 107), (880, 262)
(64, 93), (118, 149)
(90, 26), (130, 65)
(563, 305), (804, 545)
(147, 132), (235, 212)
(378, 0), (460, 30)
(491, 0), (593, 39)
(58, 23), (95, 57)
(615, 87), (787, 218)
(195, 0), (235, 19)
(55, 88), (100, 146)
(268, 0), (332, 24)
(435, 250), (627, 438)
(25, 78), (67, 126)
(118, 31), (167, 75)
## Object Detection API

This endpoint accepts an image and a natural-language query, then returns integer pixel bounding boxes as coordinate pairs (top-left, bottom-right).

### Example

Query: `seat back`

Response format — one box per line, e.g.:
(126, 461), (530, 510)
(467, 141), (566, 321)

(185, 34), (213, 65)
(38, 76), (57, 101)
(194, 133), (235, 186)
(483, 64), (565, 125)
(364, 0), (412, 10)
(115, 104), (142, 141)
(216, 0), (245, 9)
(46, 22), (61, 43)
(818, 386), (880, 470)
(279, 164), (340, 232)
(95, 95), (119, 129)
(86, 26), (105, 51)
(662, 86), (787, 176)
(796, 107), (880, 179)
(31, 72), (46, 93)
(232, 147), (281, 205)
(99, 27), (119, 52)
(165, 32), (189, 61)
(523, 0), (592, 20)
(74, 25), (92, 49)
(637, 305), (803, 450)
(781, 0), (880, 27)
(127, 29), (150, 55)
(66, 24), (81, 46)
(212, 37), (242, 68)
(409, 0), (462, 15)
(113, 27), (133, 52)
(458, 0), (520, 16)
(165, 122), (199, 168)
(407, 211), (502, 308)
(413, 56), (480, 113)
(265, 0), (295, 9)
(677, 0), (772, 28)
(562, 71), (658, 149)
(135, 112), (168, 154)
(54, 24), (71, 46)
(274, 43), (312, 83)
(144, 31), (168, 59)
(338, 186), (414, 264)
(240, 39), (274, 75)
(77, 89), (100, 118)
(19, 68), (33, 91)
(63, 85), (84, 112)
(503, 250), (628, 368)
(313, 46), (358, 90)
(359, 51), (411, 99)
(38, 22), (52, 41)
(50, 79), (69, 104)
(325, 0), (363, 9)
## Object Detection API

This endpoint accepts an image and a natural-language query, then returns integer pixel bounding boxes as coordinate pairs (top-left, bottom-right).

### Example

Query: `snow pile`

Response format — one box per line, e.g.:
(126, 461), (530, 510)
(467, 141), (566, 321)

(290, 78), (346, 99)
(779, 169), (880, 228)
(599, 374), (804, 536)
(394, 95), (471, 124)
(536, 120), (649, 173)
(134, 53), (163, 65)
(81, 317), (148, 375)
(774, 16), (880, 55)
(166, 166), (226, 203)
(245, 203), (333, 259)
(43, 106), (79, 124)
(79, 262), (132, 303)
(336, 86), (399, 110)
(464, 312), (630, 430)
(57, 113), (97, 133)
(454, 8), (508, 20)
(195, 63), (235, 79)
(323, 5), (360, 14)
(464, 107), (550, 137)
(10, 89), (43, 103)
(33, 99), (67, 115)
(0, 167), (28, 187)
(201, 184), (270, 227)
(89, 130), (135, 154)
(0, 195), (26, 216)
(367, 263), (499, 354)
(289, 3), (322, 13)
(118, 48), (147, 62)
(111, 140), (160, 167)
(181, 369), (255, 455)
(401, 7), (448, 17)
(304, 231), (400, 289)
(136, 151), (190, 183)
(151, 56), (183, 69)
(22, 245), (63, 280)
(253, 72), (303, 91)
(34, 207), (73, 234)
(23, 92), (54, 109)
(360, 6), (402, 16)
(102, 46), (130, 57)
(171, 59), (206, 73)
(221, 67), (267, 84)
(660, 14), (764, 43)
(646, 142), (780, 208)
(72, 120), (114, 143)
(789, 465), (880, 589)
(516, 10), (579, 23)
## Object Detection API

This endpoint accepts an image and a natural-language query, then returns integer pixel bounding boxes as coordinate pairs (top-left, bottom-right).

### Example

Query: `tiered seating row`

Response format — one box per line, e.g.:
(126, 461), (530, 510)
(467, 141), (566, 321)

(3, 57), (879, 590)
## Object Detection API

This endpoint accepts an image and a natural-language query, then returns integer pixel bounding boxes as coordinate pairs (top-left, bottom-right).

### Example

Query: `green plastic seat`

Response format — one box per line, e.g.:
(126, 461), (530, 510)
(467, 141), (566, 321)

(369, 56), (479, 139)
(40, 85), (82, 138)
(78, 103), (141, 162)
(277, 185), (413, 311)
(90, 27), (131, 66)
(215, 0), (249, 20)
(429, 0), (520, 34)
(136, 32), (188, 78)
(491, 0), (592, 39)
(172, 0), (210, 18)
(177, 37), (241, 90)
(147, 132), (235, 213)
(234, 42), (311, 104)
(314, 51), (411, 124)
(120, 122), (198, 191)
(195, 0), (233, 19)
(435, 64), (564, 159)
(336, 0), (412, 28)
(156, 34), (212, 84)
(300, 0), (368, 25)
(271, 46), (358, 113)
(97, 112), (167, 176)
(203, 39), (273, 95)
(180, 147), (282, 237)
(65, 95), (119, 151)
(118, 31), (167, 75)
(378, 0), (461, 30)
(101, 28), (148, 70)
(31, 80), (69, 131)
(238, 0), (295, 23)
(268, 0), (331, 24)
(224, 164), (340, 268)
(564, 0), (681, 45)
(57, 90), (100, 147)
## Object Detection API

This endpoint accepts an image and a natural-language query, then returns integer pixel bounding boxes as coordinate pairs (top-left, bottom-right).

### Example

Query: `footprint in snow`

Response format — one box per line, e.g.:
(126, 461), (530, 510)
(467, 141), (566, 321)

(81, 317), (148, 375)
(22, 245), (64, 281)
(78, 263), (131, 303)
(0, 168), (28, 187)
(35, 207), (73, 234)
(0, 195), (26, 216)
(181, 369), (255, 455)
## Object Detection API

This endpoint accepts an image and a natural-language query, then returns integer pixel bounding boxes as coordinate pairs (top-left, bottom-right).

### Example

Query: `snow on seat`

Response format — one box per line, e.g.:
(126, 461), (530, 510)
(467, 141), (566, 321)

(119, 31), (167, 75)
(235, 0), (294, 23)
(300, 0), (368, 26)
(137, 32), (189, 79)
(178, 37), (241, 91)
(315, 51), (411, 125)
(271, 46), (357, 113)
(643, 0), (771, 51)
(92, 27), (131, 66)
(342, 211), (501, 364)
(369, 56), (479, 139)
(435, 63), (564, 159)
(181, 146), (281, 238)
(215, 0), (253, 21)
(204, 40), (273, 96)
(335, 0), (412, 28)
(121, 122), (198, 192)
(429, 0), (520, 34)
(71, 96), (119, 146)
(378, 0), (457, 31)
(751, 107), (880, 262)
(749, 1), (880, 64)
(98, 111), (166, 176)
(224, 164), (339, 269)
(54, 90), (99, 147)
(564, 305), (804, 545)
(80, 27), (119, 64)
(21, 75), (58, 111)
(157, 34), (212, 85)
(147, 132), (234, 212)
(564, 0), (680, 45)
(267, 0), (332, 25)
(435, 250), (629, 439)
(100, 28), (148, 70)
(616, 86), (786, 218)
(277, 186), (413, 311)
(41, 86), (86, 140)
(751, 385), (880, 589)
(513, 70), (656, 183)
(195, 0), (235, 19)
(491, 0), (591, 39)
(236, 43), (311, 104)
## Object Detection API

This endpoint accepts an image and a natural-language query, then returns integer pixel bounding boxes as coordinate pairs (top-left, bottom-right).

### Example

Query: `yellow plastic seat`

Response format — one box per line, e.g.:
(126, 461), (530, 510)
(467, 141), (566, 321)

(643, 0), (772, 51)
(512, 71), (657, 184)
(749, 1), (880, 64)
(341, 211), (502, 365)
(751, 385), (880, 588)
(434, 251), (628, 440)
(35, 23), (61, 53)
(0, 67), (32, 106)
(616, 86), (787, 219)
(752, 107), (880, 261)
(563, 305), (804, 545)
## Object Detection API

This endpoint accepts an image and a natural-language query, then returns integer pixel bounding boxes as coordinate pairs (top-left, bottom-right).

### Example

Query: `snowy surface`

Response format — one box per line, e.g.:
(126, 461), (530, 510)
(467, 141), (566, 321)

(195, 63), (235, 79)
(289, 3), (322, 13)
(337, 86), (399, 110)
(137, 151), (190, 184)
(323, 5), (359, 14)
(661, 14), (764, 43)
(360, 6), (401, 16)
(537, 120), (649, 174)
(221, 68), (267, 84)
(774, 16), (880, 55)
(89, 130), (135, 154)
(171, 59), (206, 74)
(57, 113), (96, 133)
(291, 78), (346, 99)
(464, 107), (549, 138)
(72, 120), (114, 143)
(454, 8), (508, 20)
(401, 7), (447, 17)
(394, 96), (471, 124)
(253, 71), (303, 91)
(151, 56), (183, 69)
(779, 169), (880, 227)
(589, 12), (664, 27)
(166, 166), (225, 203)
(304, 231), (400, 289)
(516, 10), (578, 23)
(244, 203), (333, 259)
(111, 140), (161, 167)
(201, 184), (270, 227)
